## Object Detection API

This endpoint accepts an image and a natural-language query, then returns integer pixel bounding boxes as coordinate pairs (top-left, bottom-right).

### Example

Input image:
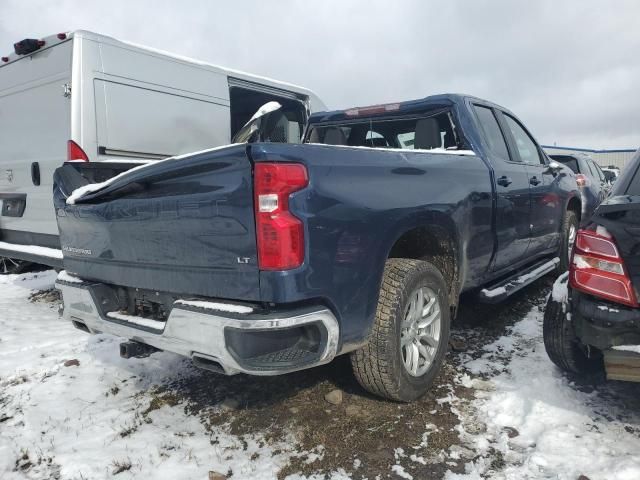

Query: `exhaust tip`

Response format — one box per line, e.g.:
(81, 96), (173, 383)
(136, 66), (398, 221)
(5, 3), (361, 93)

(192, 354), (227, 374)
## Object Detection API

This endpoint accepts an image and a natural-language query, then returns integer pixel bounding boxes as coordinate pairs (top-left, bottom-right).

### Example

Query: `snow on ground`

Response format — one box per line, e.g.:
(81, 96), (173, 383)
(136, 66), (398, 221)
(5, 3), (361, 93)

(449, 304), (640, 480)
(0, 271), (297, 480)
(3, 270), (640, 479)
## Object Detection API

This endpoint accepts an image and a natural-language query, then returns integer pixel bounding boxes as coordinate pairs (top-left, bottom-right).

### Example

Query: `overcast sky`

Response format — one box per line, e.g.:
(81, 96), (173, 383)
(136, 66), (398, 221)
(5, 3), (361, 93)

(1, 0), (638, 149)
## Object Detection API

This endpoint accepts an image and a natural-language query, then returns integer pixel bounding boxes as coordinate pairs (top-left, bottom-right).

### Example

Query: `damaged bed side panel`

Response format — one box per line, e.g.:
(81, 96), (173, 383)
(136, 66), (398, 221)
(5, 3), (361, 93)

(53, 145), (261, 300)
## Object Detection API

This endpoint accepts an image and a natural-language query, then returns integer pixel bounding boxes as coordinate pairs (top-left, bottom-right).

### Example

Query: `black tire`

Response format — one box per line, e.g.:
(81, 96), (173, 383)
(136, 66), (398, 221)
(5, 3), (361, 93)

(0, 257), (31, 275)
(557, 210), (578, 273)
(350, 258), (451, 402)
(543, 293), (602, 375)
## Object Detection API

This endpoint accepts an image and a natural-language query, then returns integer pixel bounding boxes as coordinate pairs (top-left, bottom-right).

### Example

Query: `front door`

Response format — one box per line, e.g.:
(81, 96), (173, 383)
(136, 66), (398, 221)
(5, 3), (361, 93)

(500, 113), (562, 256)
(472, 105), (531, 272)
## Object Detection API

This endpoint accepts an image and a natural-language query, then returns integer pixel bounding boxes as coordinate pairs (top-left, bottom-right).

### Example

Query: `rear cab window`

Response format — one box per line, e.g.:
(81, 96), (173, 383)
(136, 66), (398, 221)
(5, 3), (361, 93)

(305, 109), (462, 151)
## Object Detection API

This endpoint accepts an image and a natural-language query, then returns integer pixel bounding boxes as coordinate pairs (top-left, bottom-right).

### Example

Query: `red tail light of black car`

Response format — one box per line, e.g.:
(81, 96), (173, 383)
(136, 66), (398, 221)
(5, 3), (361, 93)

(254, 163), (308, 270)
(569, 228), (639, 307)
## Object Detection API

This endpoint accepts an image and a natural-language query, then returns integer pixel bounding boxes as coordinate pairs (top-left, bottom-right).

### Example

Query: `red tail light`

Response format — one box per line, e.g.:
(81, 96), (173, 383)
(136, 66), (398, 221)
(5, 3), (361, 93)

(254, 163), (308, 270)
(569, 229), (639, 307)
(575, 173), (590, 188)
(67, 140), (89, 162)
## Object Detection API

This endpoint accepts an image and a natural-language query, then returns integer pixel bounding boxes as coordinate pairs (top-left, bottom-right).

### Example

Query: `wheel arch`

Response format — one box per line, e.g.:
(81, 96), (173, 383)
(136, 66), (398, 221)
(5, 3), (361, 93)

(567, 194), (582, 221)
(385, 218), (461, 308)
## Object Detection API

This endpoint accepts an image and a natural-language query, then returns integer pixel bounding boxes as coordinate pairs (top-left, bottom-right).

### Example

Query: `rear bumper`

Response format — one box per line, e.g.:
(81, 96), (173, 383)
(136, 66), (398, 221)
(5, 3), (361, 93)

(56, 278), (340, 375)
(572, 290), (640, 350)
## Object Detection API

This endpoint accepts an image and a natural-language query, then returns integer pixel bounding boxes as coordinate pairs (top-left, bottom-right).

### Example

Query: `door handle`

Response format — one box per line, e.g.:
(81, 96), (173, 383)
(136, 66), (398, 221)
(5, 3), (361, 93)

(497, 176), (512, 187)
(31, 162), (41, 186)
(529, 176), (541, 186)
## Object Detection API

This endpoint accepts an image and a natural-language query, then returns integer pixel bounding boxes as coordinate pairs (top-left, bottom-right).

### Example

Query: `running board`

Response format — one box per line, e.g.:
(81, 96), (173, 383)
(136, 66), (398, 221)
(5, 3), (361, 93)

(478, 257), (560, 303)
(604, 350), (640, 382)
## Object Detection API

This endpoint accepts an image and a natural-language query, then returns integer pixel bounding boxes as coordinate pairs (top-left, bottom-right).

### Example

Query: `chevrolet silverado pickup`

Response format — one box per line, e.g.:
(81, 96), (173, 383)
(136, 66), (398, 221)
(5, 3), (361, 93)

(53, 94), (580, 402)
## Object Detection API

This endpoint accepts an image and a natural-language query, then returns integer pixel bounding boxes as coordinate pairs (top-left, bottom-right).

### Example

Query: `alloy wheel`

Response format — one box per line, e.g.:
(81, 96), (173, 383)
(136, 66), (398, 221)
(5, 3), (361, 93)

(400, 286), (442, 377)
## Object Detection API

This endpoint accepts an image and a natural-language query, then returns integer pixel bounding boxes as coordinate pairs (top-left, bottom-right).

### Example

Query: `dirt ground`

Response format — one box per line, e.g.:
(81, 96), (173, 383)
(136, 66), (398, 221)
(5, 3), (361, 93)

(140, 278), (555, 480)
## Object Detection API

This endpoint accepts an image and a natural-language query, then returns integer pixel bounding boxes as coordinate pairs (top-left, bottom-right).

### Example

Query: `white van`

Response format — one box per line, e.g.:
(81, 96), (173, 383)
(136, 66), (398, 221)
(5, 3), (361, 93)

(0, 30), (325, 272)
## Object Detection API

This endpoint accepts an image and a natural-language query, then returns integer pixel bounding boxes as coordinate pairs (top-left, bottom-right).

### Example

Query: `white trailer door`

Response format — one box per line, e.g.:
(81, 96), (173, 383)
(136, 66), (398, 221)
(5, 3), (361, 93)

(0, 40), (72, 242)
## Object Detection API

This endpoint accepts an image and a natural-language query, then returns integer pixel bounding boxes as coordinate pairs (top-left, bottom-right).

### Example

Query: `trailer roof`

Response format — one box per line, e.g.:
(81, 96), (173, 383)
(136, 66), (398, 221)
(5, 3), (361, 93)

(1, 30), (325, 110)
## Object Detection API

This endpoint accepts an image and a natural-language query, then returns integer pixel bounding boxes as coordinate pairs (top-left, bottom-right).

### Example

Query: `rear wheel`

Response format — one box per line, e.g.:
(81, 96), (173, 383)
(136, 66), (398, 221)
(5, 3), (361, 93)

(0, 257), (31, 275)
(351, 258), (451, 402)
(543, 290), (602, 375)
(557, 210), (578, 272)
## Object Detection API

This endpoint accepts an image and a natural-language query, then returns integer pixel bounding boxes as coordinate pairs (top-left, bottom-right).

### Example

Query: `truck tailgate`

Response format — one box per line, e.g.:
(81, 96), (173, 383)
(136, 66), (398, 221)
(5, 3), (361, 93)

(53, 144), (260, 300)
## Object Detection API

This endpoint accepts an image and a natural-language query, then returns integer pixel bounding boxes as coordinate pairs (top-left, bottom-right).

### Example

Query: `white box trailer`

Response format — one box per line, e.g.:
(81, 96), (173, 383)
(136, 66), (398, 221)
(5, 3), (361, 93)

(0, 30), (325, 272)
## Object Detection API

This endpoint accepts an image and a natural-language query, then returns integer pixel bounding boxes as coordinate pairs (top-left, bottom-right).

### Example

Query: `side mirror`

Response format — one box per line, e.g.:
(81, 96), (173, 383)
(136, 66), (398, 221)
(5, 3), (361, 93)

(546, 161), (563, 175)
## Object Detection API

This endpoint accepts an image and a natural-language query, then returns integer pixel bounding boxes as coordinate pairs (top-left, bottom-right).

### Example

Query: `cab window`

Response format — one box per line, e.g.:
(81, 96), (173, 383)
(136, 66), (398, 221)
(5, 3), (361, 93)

(306, 111), (461, 151)
(473, 105), (510, 162)
(503, 114), (544, 165)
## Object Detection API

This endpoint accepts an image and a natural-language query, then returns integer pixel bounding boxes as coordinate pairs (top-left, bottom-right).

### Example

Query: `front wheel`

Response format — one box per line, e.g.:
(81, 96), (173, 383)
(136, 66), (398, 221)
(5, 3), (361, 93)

(350, 259), (451, 402)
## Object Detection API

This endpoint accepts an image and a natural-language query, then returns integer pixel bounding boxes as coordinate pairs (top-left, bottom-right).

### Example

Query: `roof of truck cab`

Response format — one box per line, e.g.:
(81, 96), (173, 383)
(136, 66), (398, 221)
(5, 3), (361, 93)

(308, 93), (513, 124)
(71, 31), (325, 106)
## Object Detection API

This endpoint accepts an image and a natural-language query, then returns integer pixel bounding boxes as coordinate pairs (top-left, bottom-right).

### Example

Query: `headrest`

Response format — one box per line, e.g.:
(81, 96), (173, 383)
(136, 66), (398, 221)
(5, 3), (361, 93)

(323, 128), (347, 146)
(414, 118), (441, 150)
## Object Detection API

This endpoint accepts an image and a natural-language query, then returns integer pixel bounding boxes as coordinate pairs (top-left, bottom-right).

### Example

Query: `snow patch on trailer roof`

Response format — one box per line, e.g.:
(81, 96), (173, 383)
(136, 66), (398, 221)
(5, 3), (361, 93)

(66, 143), (243, 205)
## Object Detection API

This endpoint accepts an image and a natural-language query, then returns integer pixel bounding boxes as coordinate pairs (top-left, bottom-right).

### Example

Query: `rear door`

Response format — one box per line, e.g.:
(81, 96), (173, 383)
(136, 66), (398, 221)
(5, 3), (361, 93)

(500, 113), (563, 255)
(0, 40), (72, 242)
(473, 105), (531, 271)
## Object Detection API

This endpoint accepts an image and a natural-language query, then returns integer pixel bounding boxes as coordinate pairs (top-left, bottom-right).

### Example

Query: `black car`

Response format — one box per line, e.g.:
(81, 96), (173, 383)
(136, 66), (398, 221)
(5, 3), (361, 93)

(544, 148), (640, 379)
(550, 153), (610, 221)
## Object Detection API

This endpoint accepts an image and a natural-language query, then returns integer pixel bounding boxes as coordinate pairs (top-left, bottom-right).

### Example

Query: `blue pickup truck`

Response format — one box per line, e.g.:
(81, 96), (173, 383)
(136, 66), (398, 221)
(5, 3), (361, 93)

(53, 94), (580, 401)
